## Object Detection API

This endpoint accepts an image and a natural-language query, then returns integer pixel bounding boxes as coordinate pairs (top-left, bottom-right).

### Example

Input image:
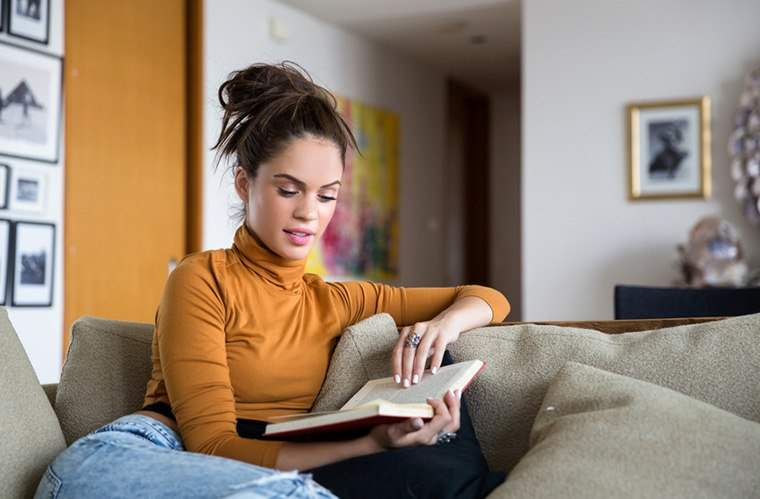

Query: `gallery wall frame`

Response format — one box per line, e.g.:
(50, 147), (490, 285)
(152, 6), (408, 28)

(7, 0), (50, 45)
(0, 40), (62, 163)
(0, 219), (10, 306)
(627, 96), (711, 201)
(10, 220), (55, 307)
(9, 165), (46, 212)
(0, 163), (9, 209)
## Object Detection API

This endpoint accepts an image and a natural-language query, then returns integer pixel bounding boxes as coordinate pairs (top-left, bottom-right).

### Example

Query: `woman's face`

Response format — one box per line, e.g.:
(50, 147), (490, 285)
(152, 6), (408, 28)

(235, 135), (343, 260)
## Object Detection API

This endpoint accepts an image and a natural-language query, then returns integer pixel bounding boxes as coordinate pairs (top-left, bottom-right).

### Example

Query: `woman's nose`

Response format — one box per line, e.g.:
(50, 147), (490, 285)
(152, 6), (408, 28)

(294, 197), (318, 221)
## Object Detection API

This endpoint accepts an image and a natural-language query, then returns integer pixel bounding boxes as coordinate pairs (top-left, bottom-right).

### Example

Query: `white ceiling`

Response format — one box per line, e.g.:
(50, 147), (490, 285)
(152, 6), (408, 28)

(279, 0), (521, 93)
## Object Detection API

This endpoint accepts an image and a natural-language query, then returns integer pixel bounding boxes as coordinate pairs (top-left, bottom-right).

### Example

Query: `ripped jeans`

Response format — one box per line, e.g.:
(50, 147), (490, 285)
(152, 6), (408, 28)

(33, 414), (336, 499)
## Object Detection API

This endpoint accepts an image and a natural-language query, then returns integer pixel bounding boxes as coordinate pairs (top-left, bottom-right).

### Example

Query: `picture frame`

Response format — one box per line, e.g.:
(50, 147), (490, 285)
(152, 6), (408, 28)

(10, 220), (55, 307)
(7, 0), (50, 45)
(0, 0), (5, 33)
(0, 219), (10, 306)
(0, 41), (62, 163)
(9, 166), (46, 212)
(627, 96), (711, 200)
(0, 163), (9, 209)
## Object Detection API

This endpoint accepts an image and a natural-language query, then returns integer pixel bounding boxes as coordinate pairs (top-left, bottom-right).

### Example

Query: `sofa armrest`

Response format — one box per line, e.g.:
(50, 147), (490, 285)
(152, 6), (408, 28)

(41, 383), (58, 409)
(497, 316), (725, 334)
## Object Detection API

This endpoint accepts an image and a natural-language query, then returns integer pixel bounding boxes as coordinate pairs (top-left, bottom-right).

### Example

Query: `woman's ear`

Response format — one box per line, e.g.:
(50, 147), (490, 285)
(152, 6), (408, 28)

(233, 166), (249, 202)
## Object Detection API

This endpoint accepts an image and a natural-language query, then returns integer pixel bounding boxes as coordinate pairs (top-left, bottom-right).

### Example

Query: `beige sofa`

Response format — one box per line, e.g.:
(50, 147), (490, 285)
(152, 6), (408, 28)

(2, 308), (760, 498)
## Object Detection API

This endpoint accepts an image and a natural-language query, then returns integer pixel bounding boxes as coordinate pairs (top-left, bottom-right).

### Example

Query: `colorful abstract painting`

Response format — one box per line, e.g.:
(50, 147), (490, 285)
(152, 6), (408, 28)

(306, 97), (399, 281)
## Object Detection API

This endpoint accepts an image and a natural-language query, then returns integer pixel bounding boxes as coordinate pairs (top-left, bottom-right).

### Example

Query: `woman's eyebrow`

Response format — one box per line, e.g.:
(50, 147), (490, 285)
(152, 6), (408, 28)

(273, 173), (341, 188)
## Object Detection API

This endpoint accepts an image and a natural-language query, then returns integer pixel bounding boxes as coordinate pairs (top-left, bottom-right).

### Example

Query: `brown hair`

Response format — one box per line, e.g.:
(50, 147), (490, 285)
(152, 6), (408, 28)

(212, 61), (358, 179)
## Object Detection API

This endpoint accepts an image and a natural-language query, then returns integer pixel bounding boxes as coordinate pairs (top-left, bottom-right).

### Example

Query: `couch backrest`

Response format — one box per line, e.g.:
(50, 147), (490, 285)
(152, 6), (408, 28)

(0, 308), (66, 499)
(55, 316), (154, 444)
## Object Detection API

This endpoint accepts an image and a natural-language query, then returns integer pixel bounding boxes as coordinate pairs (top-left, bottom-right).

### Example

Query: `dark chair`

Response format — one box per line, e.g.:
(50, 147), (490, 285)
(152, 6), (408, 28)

(614, 285), (760, 320)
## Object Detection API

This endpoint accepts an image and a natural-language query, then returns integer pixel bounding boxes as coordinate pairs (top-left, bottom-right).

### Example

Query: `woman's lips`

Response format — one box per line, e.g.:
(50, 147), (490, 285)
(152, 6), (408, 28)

(283, 229), (313, 246)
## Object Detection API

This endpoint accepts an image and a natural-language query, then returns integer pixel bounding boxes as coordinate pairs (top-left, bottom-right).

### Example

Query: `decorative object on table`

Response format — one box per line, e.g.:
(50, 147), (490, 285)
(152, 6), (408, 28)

(0, 219), (10, 305)
(729, 67), (760, 224)
(7, 0), (50, 45)
(9, 166), (46, 212)
(10, 220), (55, 307)
(675, 216), (747, 288)
(0, 41), (62, 163)
(627, 97), (711, 200)
(0, 163), (9, 209)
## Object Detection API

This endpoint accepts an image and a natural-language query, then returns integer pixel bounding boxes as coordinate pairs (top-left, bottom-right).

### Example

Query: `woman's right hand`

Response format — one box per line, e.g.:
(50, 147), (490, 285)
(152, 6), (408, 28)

(368, 389), (461, 449)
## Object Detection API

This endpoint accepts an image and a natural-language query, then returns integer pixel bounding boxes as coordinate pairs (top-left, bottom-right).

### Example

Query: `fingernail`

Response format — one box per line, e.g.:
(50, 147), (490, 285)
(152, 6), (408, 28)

(412, 418), (423, 429)
(412, 374), (419, 384)
(431, 366), (437, 374)
(394, 374), (400, 384)
(457, 389), (462, 400)
(403, 378), (410, 388)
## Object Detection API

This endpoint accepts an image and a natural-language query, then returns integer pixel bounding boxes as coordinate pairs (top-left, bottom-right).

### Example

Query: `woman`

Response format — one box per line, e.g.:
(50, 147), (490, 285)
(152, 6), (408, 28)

(35, 62), (509, 499)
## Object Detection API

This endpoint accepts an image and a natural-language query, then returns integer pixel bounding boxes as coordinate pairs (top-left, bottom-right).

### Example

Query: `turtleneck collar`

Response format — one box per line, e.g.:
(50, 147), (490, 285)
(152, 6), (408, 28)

(232, 224), (307, 291)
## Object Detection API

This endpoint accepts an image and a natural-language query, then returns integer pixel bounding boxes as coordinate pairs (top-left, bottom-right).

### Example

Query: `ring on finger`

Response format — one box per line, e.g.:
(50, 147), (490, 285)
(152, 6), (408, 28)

(405, 333), (421, 349)
(436, 431), (458, 445)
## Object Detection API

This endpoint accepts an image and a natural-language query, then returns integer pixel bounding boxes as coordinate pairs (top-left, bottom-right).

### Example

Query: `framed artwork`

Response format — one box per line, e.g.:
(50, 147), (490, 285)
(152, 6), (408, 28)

(0, 41), (62, 163)
(9, 166), (45, 212)
(10, 220), (55, 307)
(627, 97), (711, 200)
(0, 219), (10, 305)
(8, 0), (49, 45)
(0, 164), (9, 209)
(0, 0), (5, 33)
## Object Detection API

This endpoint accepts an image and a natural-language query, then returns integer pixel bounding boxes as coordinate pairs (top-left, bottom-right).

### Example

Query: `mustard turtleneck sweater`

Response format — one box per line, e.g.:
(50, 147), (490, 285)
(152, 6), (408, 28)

(143, 224), (510, 468)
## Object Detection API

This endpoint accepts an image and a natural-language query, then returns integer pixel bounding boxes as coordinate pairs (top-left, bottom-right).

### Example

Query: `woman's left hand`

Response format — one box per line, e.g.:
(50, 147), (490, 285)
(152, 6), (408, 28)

(392, 318), (461, 388)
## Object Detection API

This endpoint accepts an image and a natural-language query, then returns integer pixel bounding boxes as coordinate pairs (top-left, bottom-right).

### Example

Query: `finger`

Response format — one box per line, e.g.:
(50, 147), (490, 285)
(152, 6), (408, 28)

(393, 327), (410, 384)
(402, 325), (421, 387)
(442, 389), (461, 433)
(424, 397), (453, 435)
(429, 339), (446, 375)
(399, 417), (424, 434)
(413, 327), (435, 384)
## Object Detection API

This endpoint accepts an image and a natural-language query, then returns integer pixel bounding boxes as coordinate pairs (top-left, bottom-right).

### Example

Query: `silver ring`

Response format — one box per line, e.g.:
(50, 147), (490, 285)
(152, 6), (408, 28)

(436, 431), (458, 445)
(405, 333), (421, 349)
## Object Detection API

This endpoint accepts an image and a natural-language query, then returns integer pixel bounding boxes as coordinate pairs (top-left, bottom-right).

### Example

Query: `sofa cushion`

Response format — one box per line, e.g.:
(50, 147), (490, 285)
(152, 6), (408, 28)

(0, 308), (66, 499)
(492, 362), (760, 498)
(312, 312), (760, 473)
(56, 316), (153, 444)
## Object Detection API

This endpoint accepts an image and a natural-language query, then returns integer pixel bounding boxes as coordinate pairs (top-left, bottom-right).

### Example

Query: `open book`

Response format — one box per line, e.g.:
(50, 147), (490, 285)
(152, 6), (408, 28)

(262, 359), (484, 438)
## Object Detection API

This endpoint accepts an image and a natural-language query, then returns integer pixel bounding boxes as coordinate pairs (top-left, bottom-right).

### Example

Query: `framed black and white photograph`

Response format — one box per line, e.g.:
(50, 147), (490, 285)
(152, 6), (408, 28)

(0, 219), (10, 306)
(10, 220), (54, 307)
(10, 166), (45, 212)
(628, 97), (711, 200)
(0, 41), (62, 163)
(8, 0), (50, 45)
(0, 164), (9, 209)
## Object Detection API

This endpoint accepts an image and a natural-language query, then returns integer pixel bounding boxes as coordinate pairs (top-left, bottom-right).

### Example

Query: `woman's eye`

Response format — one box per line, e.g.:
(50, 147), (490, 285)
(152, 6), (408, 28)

(277, 187), (298, 197)
(318, 194), (337, 202)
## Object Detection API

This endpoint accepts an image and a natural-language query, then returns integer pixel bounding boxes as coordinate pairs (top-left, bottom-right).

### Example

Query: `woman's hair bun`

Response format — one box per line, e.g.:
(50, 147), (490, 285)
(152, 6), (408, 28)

(212, 61), (357, 176)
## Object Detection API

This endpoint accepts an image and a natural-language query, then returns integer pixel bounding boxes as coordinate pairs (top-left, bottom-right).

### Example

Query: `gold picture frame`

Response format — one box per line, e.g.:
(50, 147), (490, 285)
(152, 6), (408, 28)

(627, 96), (711, 200)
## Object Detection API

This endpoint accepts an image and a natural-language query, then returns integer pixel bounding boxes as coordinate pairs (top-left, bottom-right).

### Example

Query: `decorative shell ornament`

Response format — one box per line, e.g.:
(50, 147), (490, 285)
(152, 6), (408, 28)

(730, 67), (760, 223)
(676, 216), (747, 287)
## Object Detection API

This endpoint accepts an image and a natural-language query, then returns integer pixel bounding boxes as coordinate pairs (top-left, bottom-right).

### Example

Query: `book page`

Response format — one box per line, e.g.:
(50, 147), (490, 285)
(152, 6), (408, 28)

(341, 360), (482, 410)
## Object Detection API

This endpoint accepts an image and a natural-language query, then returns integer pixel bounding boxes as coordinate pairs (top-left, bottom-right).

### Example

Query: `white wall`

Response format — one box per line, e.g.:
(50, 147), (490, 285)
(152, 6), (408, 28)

(491, 89), (522, 320)
(523, 0), (760, 320)
(203, 0), (449, 286)
(0, 0), (65, 383)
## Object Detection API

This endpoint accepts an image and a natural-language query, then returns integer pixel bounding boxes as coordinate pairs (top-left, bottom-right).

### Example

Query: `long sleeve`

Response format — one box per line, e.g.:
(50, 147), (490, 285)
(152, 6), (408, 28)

(155, 257), (284, 468)
(328, 281), (510, 328)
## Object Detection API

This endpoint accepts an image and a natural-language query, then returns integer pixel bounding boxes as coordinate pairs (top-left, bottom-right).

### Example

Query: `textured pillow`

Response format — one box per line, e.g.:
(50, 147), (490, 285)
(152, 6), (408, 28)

(56, 316), (154, 444)
(0, 308), (66, 499)
(492, 362), (760, 498)
(312, 313), (760, 473)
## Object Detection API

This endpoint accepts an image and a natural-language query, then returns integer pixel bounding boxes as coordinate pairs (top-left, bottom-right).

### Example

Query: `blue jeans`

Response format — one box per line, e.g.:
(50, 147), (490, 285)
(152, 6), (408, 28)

(33, 414), (337, 499)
